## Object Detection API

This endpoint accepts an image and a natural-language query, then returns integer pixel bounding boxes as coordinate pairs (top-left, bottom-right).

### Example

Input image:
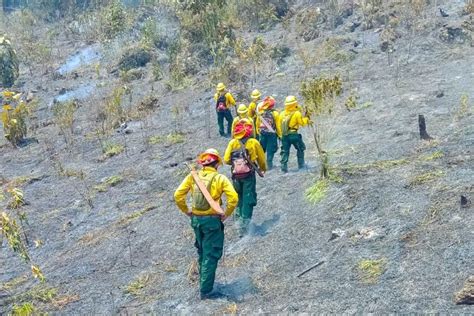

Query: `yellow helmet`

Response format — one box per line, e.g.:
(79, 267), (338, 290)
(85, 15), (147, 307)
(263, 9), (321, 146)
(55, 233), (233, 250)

(198, 148), (222, 166)
(285, 95), (298, 106)
(237, 104), (248, 114)
(251, 89), (261, 99)
(216, 83), (226, 92)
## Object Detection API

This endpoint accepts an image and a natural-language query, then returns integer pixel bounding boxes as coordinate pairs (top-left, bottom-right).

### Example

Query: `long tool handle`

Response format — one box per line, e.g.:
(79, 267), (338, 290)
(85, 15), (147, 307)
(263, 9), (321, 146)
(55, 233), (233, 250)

(257, 114), (276, 134)
(187, 164), (225, 216)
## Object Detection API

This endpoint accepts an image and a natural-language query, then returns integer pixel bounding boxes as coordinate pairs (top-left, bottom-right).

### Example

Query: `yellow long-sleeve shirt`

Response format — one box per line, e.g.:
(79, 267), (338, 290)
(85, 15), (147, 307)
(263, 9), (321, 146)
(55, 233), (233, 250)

(255, 109), (282, 138)
(214, 92), (236, 109)
(224, 138), (267, 172)
(174, 166), (238, 217)
(279, 104), (309, 133)
(248, 101), (258, 119)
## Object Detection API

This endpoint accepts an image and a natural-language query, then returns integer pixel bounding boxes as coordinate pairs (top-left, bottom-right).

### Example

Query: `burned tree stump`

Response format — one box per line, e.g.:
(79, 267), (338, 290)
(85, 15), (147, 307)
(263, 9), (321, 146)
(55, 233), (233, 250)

(454, 276), (474, 305)
(418, 114), (433, 140)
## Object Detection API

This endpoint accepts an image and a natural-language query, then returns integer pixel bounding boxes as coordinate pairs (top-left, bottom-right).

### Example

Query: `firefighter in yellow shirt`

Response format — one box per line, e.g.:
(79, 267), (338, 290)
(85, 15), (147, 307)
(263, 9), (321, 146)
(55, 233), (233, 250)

(174, 149), (238, 299)
(224, 122), (266, 237)
(247, 89), (261, 120)
(231, 104), (256, 139)
(279, 95), (310, 173)
(214, 83), (236, 137)
(255, 96), (282, 170)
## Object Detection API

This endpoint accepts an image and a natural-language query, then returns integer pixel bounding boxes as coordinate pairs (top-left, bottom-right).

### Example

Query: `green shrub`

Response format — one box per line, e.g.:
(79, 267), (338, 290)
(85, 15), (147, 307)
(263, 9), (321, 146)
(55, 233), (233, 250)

(100, 0), (127, 40)
(1, 91), (30, 147)
(52, 100), (77, 143)
(102, 142), (124, 158)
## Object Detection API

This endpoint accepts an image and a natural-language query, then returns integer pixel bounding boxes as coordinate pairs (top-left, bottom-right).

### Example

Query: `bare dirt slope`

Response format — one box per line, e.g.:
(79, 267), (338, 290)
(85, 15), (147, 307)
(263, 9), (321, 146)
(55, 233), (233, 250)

(1, 1), (473, 314)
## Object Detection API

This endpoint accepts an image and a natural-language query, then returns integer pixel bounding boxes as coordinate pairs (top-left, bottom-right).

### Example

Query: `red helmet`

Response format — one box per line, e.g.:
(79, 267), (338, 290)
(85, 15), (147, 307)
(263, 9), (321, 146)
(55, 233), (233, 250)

(263, 96), (275, 109)
(198, 148), (222, 166)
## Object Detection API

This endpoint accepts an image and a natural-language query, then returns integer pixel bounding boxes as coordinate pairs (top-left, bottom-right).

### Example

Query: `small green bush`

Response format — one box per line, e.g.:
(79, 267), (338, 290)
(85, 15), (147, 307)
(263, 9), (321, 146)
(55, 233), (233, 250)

(102, 142), (124, 158)
(305, 179), (329, 204)
(100, 1), (127, 40)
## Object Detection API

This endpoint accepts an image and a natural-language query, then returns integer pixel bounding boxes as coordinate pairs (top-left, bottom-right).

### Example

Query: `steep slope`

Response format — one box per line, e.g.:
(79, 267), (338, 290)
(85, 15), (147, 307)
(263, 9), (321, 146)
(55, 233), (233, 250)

(1, 1), (473, 314)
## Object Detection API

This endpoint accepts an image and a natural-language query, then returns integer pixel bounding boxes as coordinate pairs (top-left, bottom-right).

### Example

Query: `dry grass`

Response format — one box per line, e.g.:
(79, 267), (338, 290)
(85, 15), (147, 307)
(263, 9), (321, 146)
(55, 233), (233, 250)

(0, 274), (28, 292)
(357, 258), (387, 284)
(305, 179), (329, 204)
(187, 259), (199, 284)
(125, 274), (151, 296)
(94, 175), (123, 193)
(222, 254), (249, 268)
(116, 205), (157, 227)
(340, 158), (409, 175)
(420, 150), (444, 161)
(409, 170), (444, 186)
(101, 142), (124, 159)
(78, 205), (156, 246)
(52, 294), (80, 309)
(221, 303), (238, 315)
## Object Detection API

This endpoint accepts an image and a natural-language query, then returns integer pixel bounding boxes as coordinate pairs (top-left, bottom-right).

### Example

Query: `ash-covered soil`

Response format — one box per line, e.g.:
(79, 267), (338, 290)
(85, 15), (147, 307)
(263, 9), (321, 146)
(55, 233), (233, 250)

(1, 0), (473, 314)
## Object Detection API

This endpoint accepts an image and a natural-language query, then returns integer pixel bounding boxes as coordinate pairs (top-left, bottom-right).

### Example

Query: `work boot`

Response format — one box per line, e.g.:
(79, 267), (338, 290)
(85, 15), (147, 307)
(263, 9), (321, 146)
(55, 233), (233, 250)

(200, 290), (226, 300)
(298, 163), (307, 171)
(267, 161), (273, 170)
(281, 165), (288, 173)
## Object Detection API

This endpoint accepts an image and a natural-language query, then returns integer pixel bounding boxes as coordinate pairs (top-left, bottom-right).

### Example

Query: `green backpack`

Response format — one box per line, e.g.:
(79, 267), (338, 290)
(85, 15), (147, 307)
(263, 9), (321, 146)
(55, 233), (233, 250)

(192, 173), (218, 211)
(281, 112), (296, 136)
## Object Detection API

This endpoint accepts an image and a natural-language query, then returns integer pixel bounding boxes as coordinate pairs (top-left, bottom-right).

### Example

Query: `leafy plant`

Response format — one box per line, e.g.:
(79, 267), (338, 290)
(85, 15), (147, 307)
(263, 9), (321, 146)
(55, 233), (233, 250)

(140, 17), (161, 48)
(101, 142), (124, 159)
(300, 76), (343, 178)
(104, 86), (127, 129)
(0, 35), (20, 87)
(52, 100), (77, 144)
(99, 0), (127, 40)
(1, 91), (31, 147)
(11, 303), (35, 316)
(234, 36), (268, 84)
(1, 211), (30, 262)
(7, 187), (25, 209)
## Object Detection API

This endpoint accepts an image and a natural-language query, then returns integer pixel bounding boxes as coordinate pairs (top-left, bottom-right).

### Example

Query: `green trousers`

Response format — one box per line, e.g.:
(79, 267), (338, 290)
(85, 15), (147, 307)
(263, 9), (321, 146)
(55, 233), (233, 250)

(191, 216), (224, 295)
(233, 173), (257, 235)
(280, 132), (306, 172)
(217, 110), (233, 136)
(259, 132), (278, 169)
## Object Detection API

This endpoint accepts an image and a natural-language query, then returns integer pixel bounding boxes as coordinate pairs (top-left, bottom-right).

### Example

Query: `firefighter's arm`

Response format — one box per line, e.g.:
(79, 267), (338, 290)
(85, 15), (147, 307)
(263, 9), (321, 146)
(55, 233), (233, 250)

(226, 93), (236, 107)
(174, 174), (193, 214)
(255, 142), (267, 172)
(295, 111), (309, 127)
(223, 141), (235, 165)
(255, 116), (261, 135)
(221, 177), (238, 217)
(274, 111), (282, 138)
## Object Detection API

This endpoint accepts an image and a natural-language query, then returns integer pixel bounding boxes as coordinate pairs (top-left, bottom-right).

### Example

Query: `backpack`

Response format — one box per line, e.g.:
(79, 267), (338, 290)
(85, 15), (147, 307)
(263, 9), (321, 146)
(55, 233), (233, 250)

(216, 94), (227, 112)
(192, 172), (218, 211)
(281, 112), (296, 136)
(259, 110), (276, 134)
(231, 140), (253, 179)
